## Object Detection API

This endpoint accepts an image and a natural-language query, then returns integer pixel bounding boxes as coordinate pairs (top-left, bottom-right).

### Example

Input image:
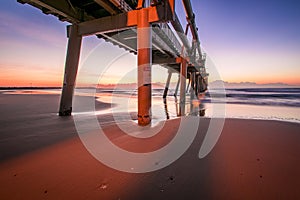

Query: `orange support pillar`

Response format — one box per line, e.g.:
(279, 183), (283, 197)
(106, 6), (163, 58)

(137, 8), (152, 126)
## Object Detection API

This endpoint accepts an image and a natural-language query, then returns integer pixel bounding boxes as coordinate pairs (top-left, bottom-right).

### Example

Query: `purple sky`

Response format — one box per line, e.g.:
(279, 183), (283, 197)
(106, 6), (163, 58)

(0, 0), (299, 86)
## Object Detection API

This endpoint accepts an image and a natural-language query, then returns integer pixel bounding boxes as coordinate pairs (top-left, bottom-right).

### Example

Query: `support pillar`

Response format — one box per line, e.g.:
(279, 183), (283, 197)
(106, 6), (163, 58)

(163, 71), (172, 99)
(179, 59), (187, 116)
(186, 73), (191, 93)
(189, 72), (196, 114)
(59, 25), (82, 116)
(174, 74), (180, 97)
(137, 8), (152, 126)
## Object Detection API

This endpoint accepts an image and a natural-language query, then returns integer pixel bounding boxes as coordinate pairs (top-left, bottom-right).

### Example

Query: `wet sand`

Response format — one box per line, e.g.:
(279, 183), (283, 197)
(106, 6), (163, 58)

(0, 93), (300, 199)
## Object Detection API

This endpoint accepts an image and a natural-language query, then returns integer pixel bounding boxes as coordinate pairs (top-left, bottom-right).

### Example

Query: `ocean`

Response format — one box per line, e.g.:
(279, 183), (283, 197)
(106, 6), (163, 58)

(95, 87), (300, 124)
(215, 88), (300, 107)
(2, 87), (300, 124)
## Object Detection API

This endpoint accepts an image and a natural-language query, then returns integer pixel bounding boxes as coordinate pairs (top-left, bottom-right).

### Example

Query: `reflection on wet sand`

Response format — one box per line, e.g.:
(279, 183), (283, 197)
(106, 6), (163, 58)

(189, 99), (206, 117)
(188, 93), (206, 117)
(163, 93), (206, 119)
(163, 98), (170, 120)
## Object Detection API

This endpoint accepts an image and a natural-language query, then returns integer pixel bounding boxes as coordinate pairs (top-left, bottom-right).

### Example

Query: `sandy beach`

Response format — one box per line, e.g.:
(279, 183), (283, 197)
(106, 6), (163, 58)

(0, 92), (300, 199)
(1, 0), (300, 199)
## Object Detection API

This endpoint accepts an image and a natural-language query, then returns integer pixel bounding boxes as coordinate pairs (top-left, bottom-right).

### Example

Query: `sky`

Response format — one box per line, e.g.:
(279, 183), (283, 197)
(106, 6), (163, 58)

(0, 0), (299, 87)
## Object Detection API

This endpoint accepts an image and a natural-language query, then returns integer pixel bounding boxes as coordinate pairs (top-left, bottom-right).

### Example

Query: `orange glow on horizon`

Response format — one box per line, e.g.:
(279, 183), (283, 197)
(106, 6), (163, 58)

(0, 63), (299, 87)
(0, 80), (62, 87)
(0, 71), (63, 87)
(1, 78), (299, 88)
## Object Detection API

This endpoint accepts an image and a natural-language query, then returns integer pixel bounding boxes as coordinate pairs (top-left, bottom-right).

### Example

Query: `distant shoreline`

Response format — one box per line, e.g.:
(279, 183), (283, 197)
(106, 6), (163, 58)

(0, 87), (62, 90)
(0, 86), (299, 90)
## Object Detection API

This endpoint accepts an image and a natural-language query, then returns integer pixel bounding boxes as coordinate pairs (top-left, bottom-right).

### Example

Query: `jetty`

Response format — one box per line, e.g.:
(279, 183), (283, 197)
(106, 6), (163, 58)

(18, 0), (208, 125)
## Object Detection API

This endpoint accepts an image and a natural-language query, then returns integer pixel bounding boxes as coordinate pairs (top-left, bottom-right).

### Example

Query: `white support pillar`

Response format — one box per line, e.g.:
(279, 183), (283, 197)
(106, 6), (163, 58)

(174, 74), (180, 97)
(179, 59), (187, 116)
(137, 8), (152, 126)
(186, 73), (191, 93)
(163, 71), (172, 99)
(59, 25), (82, 116)
(189, 72), (195, 114)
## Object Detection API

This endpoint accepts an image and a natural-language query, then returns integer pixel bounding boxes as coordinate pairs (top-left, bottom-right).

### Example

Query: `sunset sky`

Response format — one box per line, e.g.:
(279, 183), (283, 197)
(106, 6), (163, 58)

(0, 0), (299, 87)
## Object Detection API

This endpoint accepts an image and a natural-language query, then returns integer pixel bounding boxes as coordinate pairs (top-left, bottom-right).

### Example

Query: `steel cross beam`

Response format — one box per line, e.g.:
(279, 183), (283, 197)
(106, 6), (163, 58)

(17, 0), (93, 22)
(77, 2), (175, 36)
